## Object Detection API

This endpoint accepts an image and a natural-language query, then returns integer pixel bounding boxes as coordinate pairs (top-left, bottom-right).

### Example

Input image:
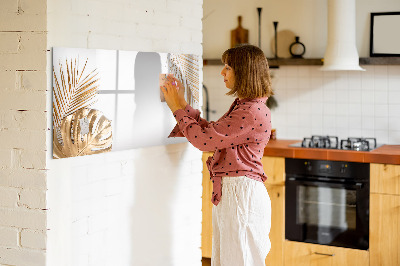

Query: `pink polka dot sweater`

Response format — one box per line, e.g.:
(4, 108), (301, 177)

(168, 97), (272, 206)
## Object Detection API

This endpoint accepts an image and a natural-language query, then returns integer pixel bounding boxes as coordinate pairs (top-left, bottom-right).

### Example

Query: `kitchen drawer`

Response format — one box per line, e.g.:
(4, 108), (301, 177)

(284, 240), (369, 266)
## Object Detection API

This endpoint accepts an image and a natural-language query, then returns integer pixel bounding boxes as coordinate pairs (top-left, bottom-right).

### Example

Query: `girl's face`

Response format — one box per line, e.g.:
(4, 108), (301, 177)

(220, 64), (235, 89)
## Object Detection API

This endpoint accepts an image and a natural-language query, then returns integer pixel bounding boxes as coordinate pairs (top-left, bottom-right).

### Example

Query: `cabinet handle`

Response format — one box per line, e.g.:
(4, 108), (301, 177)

(313, 252), (335, 256)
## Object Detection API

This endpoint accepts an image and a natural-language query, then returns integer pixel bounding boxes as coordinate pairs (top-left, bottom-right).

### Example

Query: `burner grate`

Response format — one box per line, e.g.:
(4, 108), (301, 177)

(296, 136), (378, 151)
(301, 135), (339, 149)
(340, 137), (377, 151)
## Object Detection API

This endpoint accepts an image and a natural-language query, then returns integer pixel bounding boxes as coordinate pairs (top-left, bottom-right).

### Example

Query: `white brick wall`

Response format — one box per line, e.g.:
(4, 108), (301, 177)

(0, 169), (47, 189)
(0, 227), (19, 247)
(47, 143), (203, 266)
(0, 208), (46, 230)
(0, 0), (48, 265)
(46, 1), (203, 266)
(0, 187), (19, 208)
(21, 229), (47, 250)
(2, 0), (203, 264)
(0, 248), (46, 266)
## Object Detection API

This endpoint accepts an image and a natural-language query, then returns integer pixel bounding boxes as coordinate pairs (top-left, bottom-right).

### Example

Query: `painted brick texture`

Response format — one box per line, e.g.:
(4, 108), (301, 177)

(0, 227), (19, 247)
(46, 0), (203, 265)
(3, 0), (203, 266)
(0, 0), (48, 265)
(21, 229), (47, 249)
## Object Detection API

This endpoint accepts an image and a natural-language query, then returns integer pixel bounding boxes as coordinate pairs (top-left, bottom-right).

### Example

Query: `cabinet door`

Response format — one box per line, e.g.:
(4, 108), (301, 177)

(261, 156), (285, 186)
(284, 241), (369, 266)
(202, 152), (213, 258)
(264, 184), (284, 266)
(370, 193), (400, 266)
(370, 163), (400, 195)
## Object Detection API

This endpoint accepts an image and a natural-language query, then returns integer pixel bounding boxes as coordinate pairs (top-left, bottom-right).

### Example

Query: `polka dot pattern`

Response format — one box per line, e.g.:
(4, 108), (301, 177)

(168, 97), (272, 206)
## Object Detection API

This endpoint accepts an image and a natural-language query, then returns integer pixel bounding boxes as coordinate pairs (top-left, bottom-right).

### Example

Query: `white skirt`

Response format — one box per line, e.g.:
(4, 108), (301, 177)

(211, 176), (271, 266)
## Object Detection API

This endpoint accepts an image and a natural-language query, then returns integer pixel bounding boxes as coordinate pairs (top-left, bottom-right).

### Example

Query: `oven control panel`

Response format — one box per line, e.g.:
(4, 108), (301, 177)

(286, 158), (369, 180)
(318, 162), (331, 173)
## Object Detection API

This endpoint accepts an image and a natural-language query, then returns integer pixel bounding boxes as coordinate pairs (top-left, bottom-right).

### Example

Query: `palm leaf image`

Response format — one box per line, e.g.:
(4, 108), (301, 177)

(52, 57), (100, 129)
(53, 108), (112, 158)
(168, 53), (200, 107)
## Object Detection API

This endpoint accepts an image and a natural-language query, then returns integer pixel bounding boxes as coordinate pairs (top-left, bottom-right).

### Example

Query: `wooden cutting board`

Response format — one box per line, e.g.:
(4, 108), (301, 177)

(231, 16), (249, 48)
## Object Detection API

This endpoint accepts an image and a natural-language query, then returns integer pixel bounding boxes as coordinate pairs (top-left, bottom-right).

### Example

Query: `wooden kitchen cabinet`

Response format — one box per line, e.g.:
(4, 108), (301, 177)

(370, 193), (400, 266)
(201, 153), (286, 266)
(284, 240), (369, 266)
(261, 156), (285, 186)
(202, 152), (213, 258)
(370, 163), (400, 195)
(264, 184), (285, 266)
(262, 156), (285, 266)
(370, 163), (400, 266)
(202, 156), (400, 265)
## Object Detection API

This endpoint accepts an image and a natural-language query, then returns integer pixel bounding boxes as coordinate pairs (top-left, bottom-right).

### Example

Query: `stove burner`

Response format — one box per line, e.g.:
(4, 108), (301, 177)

(340, 137), (377, 151)
(294, 136), (379, 151)
(301, 135), (339, 149)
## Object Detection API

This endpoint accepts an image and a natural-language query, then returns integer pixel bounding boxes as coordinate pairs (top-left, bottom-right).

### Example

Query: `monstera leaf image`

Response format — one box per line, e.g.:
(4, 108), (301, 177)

(53, 108), (112, 158)
(52, 57), (100, 145)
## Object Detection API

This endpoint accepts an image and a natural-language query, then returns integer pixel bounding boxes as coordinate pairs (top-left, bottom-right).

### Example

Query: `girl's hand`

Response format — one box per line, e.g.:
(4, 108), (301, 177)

(167, 75), (187, 108)
(161, 77), (184, 113)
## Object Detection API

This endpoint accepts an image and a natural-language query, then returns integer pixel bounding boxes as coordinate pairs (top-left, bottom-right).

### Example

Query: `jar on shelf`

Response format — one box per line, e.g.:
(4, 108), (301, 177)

(289, 36), (306, 58)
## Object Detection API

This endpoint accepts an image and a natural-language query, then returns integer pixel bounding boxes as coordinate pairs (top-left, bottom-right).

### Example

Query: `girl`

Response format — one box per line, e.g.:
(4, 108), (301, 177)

(162, 44), (273, 266)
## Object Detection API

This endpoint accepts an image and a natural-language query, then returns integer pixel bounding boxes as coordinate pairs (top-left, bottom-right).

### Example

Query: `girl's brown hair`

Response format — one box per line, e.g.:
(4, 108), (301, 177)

(221, 44), (273, 99)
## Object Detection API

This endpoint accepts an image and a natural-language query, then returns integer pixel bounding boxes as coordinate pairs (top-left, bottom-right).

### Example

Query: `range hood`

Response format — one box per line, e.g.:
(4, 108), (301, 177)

(320, 0), (365, 71)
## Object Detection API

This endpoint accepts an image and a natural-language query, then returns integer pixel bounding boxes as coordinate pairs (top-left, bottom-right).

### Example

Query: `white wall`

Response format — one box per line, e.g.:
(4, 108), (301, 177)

(0, 0), (48, 265)
(270, 65), (400, 144)
(203, 0), (400, 58)
(204, 65), (400, 144)
(47, 143), (202, 266)
(46, 0), (203, 266)
(203, 0), (400, 145)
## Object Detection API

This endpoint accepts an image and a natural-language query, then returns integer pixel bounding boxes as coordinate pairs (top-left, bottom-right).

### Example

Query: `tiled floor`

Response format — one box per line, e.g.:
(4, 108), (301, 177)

(202, 257), (211, 266)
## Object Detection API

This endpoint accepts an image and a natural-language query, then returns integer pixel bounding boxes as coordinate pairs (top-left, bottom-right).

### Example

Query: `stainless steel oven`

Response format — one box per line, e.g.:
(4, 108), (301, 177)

(285, 158), (369, 250)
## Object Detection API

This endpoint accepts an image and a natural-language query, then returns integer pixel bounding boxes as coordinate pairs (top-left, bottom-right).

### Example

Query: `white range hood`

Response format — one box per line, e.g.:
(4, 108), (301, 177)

(320, 0), (365, 71)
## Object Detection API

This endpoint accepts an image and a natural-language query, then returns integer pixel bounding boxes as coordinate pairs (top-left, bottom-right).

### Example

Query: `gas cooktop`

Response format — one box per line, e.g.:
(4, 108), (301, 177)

(289, 135), (383, 151)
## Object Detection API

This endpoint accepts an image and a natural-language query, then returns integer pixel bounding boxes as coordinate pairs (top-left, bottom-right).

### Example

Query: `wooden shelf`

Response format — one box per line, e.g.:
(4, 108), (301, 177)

(202, 59), (223, 66)
(268, 58), (323, 67)
(203, 58), (323, 67)
(359, 57), (400, 65)
(203, 57), (400, 67)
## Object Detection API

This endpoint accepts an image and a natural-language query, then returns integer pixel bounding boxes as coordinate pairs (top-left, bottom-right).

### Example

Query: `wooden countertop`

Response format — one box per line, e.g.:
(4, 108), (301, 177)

(263, 139), (400, 164)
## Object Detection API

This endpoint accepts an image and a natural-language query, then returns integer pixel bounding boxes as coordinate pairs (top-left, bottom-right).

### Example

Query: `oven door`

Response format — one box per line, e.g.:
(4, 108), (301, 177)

(285, 177), (369, 250)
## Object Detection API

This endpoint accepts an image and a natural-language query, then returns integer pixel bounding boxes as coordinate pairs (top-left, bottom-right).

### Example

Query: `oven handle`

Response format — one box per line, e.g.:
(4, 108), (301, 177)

(286, 177), (364, 189)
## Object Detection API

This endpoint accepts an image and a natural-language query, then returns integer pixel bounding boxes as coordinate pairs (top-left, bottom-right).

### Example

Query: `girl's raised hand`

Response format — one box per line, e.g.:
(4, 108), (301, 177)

(167, 75), (187, 107)
(161, 77), (184, 113)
